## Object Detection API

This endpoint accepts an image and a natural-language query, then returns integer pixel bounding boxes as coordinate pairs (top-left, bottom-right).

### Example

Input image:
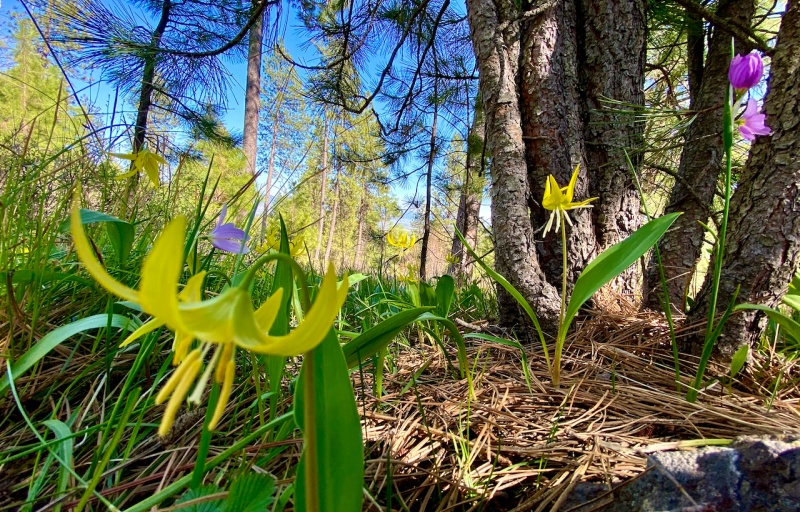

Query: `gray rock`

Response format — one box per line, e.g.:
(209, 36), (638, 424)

(564, 436), (800, 511)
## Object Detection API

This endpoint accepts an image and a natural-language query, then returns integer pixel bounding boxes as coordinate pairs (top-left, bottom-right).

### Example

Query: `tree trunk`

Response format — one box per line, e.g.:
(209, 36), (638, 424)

(354, 180), (368, 270)
(467, 0), (561, 332)
(323, 164), (341, 268)
(242, 2), (264, 178)
(466, 0), (647, 333)
(687, 0), (800, 358)
(647, 0), (757, 312)
(448, 98), (485, 282)
(580, 0), (646, 301)
(122, 0), (172, 217)
(420, 83), (438, 282)
(314, 113), (329, 265)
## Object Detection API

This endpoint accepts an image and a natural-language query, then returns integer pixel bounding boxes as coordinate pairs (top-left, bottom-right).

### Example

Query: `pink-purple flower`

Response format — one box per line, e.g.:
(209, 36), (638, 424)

(737, 99), (772, 141)
(729, 52), (764, 92)
(209, 205), (249, 253)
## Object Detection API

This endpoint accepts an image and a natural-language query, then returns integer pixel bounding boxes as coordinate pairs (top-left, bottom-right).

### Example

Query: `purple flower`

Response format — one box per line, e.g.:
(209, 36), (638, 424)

(729, 53), (764, 92)
(738, 99), (772, 141)
(209, 205), (249, 253)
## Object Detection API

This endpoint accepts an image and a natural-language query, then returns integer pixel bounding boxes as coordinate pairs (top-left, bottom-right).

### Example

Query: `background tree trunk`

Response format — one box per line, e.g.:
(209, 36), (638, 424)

(448, 99), (485, 282)
(420, 83), (438, 282)
(323, 164), (341, 268)
(687, 0), (800, 357)
(314, 113), (329, 265)
(647, 0), (756, 311)
(242, 2), (264, 178)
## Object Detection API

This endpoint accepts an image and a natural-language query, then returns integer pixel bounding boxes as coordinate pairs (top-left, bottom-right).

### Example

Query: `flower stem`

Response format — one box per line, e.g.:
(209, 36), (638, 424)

(553, 212), (568, 387)
(302, 351), (320, 512)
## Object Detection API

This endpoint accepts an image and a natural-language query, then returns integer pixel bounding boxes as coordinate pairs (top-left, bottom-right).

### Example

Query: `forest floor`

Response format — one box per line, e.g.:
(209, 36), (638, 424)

(2, 304), (798, 511)
(351, 306), (800, 511)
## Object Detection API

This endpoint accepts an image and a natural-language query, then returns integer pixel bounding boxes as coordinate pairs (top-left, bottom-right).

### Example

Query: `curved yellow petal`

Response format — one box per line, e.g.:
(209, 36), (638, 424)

(115, 168), (138, 180)
(175, 288), (243, 343)
(253, 289), (284, 332)
(565, 164), (580, 203)
(120, 318), (165, 347)
(542, 175), (564, 211)
(139, 217), (187, 331)
(110, 152), (137, 161)
(71, 194), (139, 303)
(179, 272), (206, 302)
(237, 265), (348, 356)
(208, 358), (235, 431)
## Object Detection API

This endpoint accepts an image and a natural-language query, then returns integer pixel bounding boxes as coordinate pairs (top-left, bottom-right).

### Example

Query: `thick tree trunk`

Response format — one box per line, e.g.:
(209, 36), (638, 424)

(242, 3), (264, 178)
(468, 0), (562, 332)
(448, 101), (484, 282)
(467, 0), (647, 333)
(687, 0), (800, 358)
(580, 0), (646, 301)
(647, 0), (757, 312)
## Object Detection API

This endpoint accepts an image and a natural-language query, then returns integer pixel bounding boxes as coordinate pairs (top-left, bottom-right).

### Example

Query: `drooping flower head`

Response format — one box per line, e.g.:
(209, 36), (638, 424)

(111, 148), (166, 187)
(737, 99), (772, 141)
(729, 52), (764, 93)
(542, 165), (597, 237)
(70, 191), (348, 435)
(387, 229), (416, 250)
(209, 205), (250, 254)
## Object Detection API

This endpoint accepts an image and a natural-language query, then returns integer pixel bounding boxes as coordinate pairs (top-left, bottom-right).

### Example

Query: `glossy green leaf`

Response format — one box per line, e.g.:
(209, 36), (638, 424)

(564, 213), (681, 333)
(343, 307), (434, 368)
(0, 314), (137, 395)
(435, 275), (455, 318)
(61, 209), (135, 264)
(454, 228), (549, 369)
(294, 329), (363, 512)
(735, 303), (800, 344)
(730, 345), (749, 379)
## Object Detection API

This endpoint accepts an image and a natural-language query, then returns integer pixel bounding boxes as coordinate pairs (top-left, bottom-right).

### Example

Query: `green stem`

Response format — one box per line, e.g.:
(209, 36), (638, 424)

(240, 252), (311, 309)
(302, 351), (320, 512)
(553, 212), (568, 387)
(690, 66), (735, 402)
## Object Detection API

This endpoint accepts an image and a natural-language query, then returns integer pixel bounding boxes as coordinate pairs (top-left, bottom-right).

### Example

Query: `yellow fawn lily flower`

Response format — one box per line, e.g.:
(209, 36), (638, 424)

(445, 253), (460, 265)
(111, 148), (167, 187)
(387, 229), (416, 250)
(71, 194), (348, 434)
(542, 165), (597, 237)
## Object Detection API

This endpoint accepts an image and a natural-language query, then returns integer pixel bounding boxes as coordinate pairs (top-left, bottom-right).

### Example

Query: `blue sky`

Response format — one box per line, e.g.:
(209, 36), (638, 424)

(1, 0), (490, 224)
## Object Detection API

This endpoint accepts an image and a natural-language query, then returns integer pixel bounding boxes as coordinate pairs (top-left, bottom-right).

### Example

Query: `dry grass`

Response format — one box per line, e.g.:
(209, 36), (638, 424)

(353, 309), (800, 511)
(1, 305), (798, 511)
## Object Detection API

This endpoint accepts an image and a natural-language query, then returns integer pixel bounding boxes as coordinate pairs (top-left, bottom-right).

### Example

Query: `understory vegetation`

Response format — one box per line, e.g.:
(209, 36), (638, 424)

(1, 1), (799, 511)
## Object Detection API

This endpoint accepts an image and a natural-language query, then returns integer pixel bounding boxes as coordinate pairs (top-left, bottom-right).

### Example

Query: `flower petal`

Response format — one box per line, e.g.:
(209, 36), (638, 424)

(235, 265), (348, 356)
(565, 165), (580, 203)
(71, 193), (139, 303)
(139, 217), (187, 331)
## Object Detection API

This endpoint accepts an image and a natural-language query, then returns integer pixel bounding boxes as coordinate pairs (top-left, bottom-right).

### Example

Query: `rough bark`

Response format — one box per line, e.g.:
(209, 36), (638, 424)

(580, 0), (647, 300)
(520, 0), (595, 288)
(468, 0), (562, 332)
(448, 101), (485, 282)
(647, 0), (757, 311)
(467, 0), (647, 333)
(688, 0), (800, 357)
(242, 3), (264, 178)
